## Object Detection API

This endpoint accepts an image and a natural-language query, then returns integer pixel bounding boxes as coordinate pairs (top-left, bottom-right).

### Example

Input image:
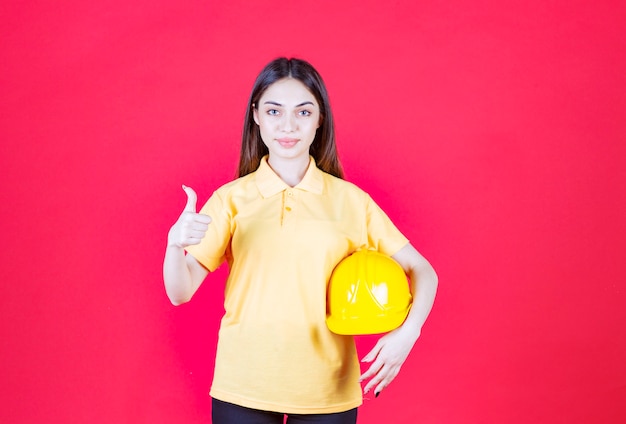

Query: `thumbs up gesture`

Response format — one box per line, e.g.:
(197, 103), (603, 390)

(167, 185), (212, 248)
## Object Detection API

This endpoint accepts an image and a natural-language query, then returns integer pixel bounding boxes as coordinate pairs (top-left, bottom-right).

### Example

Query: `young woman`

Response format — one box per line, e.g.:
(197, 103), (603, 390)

(163, 58), (438, 424)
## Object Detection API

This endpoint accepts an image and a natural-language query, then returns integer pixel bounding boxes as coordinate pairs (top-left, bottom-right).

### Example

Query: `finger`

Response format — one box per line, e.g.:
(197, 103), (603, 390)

(363, 367), (384, 394)
(181, 213), (212, 229)
(186, 218), (210, 231)
(185, 237), (204, 246)
(364, 363), (395, 395)
(374, 384), (384, 398)
(373, 366), (400, 396)
(182, 185), (198, 213)
(187, 229), (207, 239)
(359, 359), (384, 383)
(195, 214), (212, 224)
(180, 222), (209, 242)
(361, 340), (384, 363)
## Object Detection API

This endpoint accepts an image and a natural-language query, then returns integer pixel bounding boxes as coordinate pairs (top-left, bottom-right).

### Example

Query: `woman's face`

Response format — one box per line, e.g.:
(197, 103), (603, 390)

(254, 78), (321, 164)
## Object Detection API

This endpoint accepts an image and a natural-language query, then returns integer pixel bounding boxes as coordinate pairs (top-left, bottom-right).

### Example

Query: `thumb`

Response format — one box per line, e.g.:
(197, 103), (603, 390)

(181, 185), (198, 213)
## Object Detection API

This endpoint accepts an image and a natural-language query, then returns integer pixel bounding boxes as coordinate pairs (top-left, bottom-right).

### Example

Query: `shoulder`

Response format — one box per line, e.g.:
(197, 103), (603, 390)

(213, 172), (256, 197)
(199, 173), (258, 216)
(322, 172), (368, 196)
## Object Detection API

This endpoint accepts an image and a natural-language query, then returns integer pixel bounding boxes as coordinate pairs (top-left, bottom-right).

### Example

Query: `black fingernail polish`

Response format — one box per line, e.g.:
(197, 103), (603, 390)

(375, 391), (380, 398)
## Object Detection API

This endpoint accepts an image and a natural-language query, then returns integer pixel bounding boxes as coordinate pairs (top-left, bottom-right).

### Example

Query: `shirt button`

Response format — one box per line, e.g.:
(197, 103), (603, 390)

(285, 206), (292, 211)
(287, 191), (293, 196)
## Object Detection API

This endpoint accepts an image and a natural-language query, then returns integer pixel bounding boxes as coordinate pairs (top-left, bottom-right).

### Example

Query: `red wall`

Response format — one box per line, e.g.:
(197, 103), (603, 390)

(1, 1), (625, 423)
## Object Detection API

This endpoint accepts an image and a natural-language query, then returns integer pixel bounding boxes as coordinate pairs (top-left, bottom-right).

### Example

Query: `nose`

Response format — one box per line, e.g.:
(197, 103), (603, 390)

(280, 113), (296, 132)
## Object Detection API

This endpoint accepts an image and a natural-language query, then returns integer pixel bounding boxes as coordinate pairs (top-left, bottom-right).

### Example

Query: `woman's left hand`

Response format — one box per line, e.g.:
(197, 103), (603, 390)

(359, 243), (438, 397)
(359, 324), (421, 396)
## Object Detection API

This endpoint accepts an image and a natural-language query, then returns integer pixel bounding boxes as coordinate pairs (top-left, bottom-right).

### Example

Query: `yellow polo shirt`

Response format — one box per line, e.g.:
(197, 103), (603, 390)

(186, 156), (408, 414)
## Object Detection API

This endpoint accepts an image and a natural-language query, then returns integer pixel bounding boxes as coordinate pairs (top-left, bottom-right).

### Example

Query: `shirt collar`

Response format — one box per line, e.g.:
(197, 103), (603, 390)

(255, 156), (325, 198)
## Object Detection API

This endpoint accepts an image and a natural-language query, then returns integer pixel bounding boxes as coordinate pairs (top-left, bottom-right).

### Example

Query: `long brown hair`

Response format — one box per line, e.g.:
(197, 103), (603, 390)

(237, 58), (344, 179)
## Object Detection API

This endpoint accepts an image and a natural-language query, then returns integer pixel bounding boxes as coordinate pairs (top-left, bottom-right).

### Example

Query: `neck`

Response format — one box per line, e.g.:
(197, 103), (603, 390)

(267, 155), (310, 187)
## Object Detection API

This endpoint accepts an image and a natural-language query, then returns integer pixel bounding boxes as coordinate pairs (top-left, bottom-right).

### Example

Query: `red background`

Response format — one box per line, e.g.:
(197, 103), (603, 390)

(1, 1), (625, 423)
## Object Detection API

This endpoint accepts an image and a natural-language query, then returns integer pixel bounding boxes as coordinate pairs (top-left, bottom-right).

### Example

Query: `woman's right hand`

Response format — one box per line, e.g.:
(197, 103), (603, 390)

(167, 185), (212, 248)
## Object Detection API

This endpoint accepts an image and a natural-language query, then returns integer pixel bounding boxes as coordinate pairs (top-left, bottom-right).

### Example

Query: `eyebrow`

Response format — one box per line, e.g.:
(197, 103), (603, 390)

(263, 101), (315, 107)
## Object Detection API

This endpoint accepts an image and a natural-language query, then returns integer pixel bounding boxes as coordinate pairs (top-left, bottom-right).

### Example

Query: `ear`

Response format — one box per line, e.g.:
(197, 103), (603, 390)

(253, 104), (260, 126)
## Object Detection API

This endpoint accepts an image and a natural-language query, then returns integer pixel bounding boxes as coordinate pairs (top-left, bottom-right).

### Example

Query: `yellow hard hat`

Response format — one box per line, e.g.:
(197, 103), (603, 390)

(326, 249), (412, 335)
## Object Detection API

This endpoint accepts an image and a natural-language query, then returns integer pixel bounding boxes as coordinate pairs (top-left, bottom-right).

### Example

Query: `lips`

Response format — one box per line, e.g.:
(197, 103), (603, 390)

(276, 137), (298, 148)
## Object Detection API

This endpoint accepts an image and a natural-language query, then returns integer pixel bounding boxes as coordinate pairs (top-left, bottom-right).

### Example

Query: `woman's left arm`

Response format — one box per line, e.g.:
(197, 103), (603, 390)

(359, 243), (438, 396)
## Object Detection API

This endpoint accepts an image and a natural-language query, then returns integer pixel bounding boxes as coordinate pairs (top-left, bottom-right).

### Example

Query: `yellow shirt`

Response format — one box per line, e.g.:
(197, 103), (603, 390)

(186, 156), (408, 414)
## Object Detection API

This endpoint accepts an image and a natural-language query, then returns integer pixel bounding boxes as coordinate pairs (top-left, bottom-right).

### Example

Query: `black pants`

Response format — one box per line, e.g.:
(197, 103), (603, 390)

(212, 398), (358, 424)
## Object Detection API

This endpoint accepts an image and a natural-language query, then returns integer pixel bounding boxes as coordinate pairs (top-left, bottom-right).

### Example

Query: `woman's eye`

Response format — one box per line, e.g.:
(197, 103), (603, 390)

(267, 109), (280, 116)
(299, 110), (312, 116)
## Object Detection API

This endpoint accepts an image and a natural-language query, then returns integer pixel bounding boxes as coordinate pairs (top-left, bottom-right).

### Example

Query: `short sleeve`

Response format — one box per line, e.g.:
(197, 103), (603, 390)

(184, 189), (232, 272)
(365, 193), (409, 256)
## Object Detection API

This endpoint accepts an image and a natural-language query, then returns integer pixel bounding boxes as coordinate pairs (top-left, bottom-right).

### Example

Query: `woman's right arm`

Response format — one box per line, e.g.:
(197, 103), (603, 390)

(163, 186), (212, 305)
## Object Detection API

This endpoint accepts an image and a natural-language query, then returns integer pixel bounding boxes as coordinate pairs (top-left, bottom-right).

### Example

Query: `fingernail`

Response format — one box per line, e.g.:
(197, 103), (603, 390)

(375, 391), (380, 398)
